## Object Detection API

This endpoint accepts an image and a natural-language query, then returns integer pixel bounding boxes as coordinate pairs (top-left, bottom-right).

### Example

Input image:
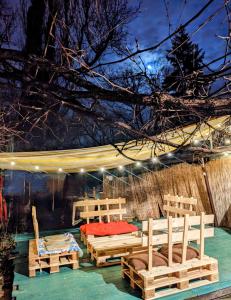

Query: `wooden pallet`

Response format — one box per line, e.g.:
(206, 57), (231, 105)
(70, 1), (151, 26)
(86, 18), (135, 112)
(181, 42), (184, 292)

(121, 213), (218, 299)
(28, 239), (79, 277)
(163, 194), (197, 218)
(122, 255), (219, 300)
(87, 232), (146, 267)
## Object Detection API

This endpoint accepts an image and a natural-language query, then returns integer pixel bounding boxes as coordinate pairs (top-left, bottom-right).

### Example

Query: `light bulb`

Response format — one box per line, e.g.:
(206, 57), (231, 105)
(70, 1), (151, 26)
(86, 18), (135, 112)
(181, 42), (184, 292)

(35, 165), (40, 170)
(151, 157), (158, 163)
(225, 138), (231, 145)
(80, 168), (85, 173)
(10, 161), (15, 166)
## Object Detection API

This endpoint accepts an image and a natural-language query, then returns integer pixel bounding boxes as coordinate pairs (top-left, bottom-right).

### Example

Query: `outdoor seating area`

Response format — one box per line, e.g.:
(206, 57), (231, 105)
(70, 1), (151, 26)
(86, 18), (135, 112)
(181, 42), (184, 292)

(0, 1), (231, 300)
(12, 225), (231, 300)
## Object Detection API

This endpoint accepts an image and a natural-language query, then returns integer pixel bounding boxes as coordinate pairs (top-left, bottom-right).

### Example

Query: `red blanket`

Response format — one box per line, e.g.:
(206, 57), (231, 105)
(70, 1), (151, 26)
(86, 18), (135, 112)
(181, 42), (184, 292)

(80, 221), (138, 236)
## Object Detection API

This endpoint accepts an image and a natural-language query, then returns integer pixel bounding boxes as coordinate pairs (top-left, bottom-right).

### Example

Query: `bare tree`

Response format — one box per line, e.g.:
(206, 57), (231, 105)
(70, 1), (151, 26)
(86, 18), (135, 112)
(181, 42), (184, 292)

(0, 0), (230, 154)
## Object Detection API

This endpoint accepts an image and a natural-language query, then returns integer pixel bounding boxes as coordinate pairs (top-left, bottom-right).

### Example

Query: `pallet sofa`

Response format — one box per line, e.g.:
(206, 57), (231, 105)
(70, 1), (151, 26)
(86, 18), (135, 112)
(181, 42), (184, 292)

(163, 194), (197, 217)
(122, 212), (218, 299)
(28, 206), (80, 277)
(74, 197), (145, 266)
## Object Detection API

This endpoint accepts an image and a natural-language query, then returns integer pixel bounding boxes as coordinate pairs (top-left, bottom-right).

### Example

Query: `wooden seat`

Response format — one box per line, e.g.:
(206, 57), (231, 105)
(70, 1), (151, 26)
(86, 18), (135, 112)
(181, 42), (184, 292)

(28, 206), (79, 277)
(121, 213), (219, 300)
(73, 197), (143, 266)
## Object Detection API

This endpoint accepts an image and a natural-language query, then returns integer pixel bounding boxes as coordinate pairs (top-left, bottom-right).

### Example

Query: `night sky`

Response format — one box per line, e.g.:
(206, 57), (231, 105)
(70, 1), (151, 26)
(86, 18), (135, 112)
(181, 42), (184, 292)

(127, 0), (228, 68)
(8, 0), (228, 73)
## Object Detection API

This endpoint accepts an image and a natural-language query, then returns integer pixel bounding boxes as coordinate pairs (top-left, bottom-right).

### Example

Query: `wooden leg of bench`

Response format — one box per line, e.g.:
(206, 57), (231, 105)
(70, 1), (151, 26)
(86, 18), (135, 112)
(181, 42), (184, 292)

(50, 256), (59, 273)
(29, 269), (36, 277)
(176, 270), (189, 289)
(50, 266), (59, 273)
(130, 270), (135, 289)
(142, 289), (155, 300)
(207, 263), (219, 281)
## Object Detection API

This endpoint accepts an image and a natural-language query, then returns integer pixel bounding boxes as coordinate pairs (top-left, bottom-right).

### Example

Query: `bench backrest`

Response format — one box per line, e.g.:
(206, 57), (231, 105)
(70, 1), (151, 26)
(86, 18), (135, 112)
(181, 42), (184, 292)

(73, 197), (126, 224)
(163, 194), (197, 217)
(142, 213), (214, 271)
(32, 206), (39, 252)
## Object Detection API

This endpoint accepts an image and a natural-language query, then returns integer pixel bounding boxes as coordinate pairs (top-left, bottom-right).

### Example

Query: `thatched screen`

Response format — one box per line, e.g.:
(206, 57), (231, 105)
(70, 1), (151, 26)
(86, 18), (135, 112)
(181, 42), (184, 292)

(103, 163), (212, 221)
(205, 157), (231, 227)
(103, 157), (231, 226)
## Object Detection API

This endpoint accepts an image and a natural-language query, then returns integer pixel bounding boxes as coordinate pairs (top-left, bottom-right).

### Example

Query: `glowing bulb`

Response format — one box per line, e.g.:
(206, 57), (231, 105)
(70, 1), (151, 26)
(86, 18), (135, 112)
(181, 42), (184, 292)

(167, 152), (173, 157)
(225, 138), (231, 145)
(35, 165), (40, 170)
(118, 165), (124, 171)
(80, 168), (85, 173)
(224, 152), (229, 156)
(147, 64), (152, 70)
(136, 161), (141, 167)
(10, 161), (15, 166)
(100, 167), (105, 172)
(193, 140), (199, 145)
(151, 157), (158, 163)
(217, 124), (221, 128)
(58, 168), (63, 172)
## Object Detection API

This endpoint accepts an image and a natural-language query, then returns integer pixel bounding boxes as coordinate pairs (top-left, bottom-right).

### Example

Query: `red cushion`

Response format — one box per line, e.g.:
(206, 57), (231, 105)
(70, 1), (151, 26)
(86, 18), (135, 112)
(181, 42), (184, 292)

(80, 221), (138, 236)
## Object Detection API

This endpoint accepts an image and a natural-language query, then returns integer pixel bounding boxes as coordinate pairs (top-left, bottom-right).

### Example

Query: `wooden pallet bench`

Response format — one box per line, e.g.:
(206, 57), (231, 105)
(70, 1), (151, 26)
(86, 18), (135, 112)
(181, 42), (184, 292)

(163, 194), (197, 217)
(74, 197), (143, 266)
(29, 239), (79, 277)
(74, 197), (128, 244)
(121, 213), (219, 300)
(28, 206), (80, 277)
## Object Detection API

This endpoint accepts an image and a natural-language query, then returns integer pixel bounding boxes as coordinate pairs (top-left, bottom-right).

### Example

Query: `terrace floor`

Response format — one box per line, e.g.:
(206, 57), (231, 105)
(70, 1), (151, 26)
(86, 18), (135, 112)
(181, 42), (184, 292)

(12, 227), (231, 300)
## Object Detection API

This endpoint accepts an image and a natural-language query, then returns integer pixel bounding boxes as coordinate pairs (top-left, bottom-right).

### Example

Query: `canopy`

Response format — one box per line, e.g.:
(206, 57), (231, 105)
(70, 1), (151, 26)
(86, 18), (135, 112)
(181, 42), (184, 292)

(0, 116), (228, 173)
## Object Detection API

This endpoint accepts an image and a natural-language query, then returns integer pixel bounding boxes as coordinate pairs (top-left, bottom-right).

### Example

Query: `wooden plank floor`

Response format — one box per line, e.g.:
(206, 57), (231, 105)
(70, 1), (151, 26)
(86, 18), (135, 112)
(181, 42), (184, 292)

(12, 227), (231, 300)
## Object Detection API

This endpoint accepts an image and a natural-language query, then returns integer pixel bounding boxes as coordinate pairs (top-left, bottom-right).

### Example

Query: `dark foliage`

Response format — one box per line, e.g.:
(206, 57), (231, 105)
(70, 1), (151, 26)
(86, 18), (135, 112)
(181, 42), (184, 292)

(163, 27), (206, 97)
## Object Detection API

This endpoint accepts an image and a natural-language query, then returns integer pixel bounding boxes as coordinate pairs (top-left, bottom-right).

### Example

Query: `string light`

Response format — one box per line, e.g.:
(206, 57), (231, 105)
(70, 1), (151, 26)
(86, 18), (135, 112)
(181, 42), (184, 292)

(10, 161), (15, 166)
(58, 168), (63, 172)
(118, 165), (124, 171)
(151, 157), (158, 163)
(80, 168), (85, 173)
(136, 161), (142, 167)
(35, 165), (40, 170)
(193, 139), (199, 145)
(100, 167), (105, 172)
(167, 152), (173, 157)
(224, 152), (229, 156)
(225, 138), (231, 145)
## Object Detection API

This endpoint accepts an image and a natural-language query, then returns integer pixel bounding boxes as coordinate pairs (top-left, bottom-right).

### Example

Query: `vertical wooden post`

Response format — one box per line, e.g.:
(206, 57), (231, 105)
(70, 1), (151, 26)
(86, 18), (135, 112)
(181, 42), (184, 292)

(119, 198), (122, 221)
(86, 204), (89, 224)
(148, 218), (153, 271)
(166, 195), (169, 218)
(182, 214), (189, 264)
(98, 204), (102, 222)
(200, 212), (205, 259)
(201, 158), (218, 226)
(106, 198), (110, 222)
(168, 216), (173, 266)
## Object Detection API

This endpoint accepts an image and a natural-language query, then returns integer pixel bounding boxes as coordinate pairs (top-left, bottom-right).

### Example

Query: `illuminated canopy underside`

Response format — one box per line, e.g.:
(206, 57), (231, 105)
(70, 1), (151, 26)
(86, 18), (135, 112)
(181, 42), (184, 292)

(0, 116), (228, 173)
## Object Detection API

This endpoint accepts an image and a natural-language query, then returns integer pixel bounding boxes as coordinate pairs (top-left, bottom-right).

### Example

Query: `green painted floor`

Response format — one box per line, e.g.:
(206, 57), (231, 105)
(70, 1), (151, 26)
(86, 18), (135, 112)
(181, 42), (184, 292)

(12, 227), (231, 300)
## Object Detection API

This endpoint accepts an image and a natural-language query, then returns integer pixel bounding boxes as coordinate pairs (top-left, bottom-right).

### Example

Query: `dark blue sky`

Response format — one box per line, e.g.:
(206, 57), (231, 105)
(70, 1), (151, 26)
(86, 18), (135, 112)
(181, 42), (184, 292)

(127, 0), (228, 67)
